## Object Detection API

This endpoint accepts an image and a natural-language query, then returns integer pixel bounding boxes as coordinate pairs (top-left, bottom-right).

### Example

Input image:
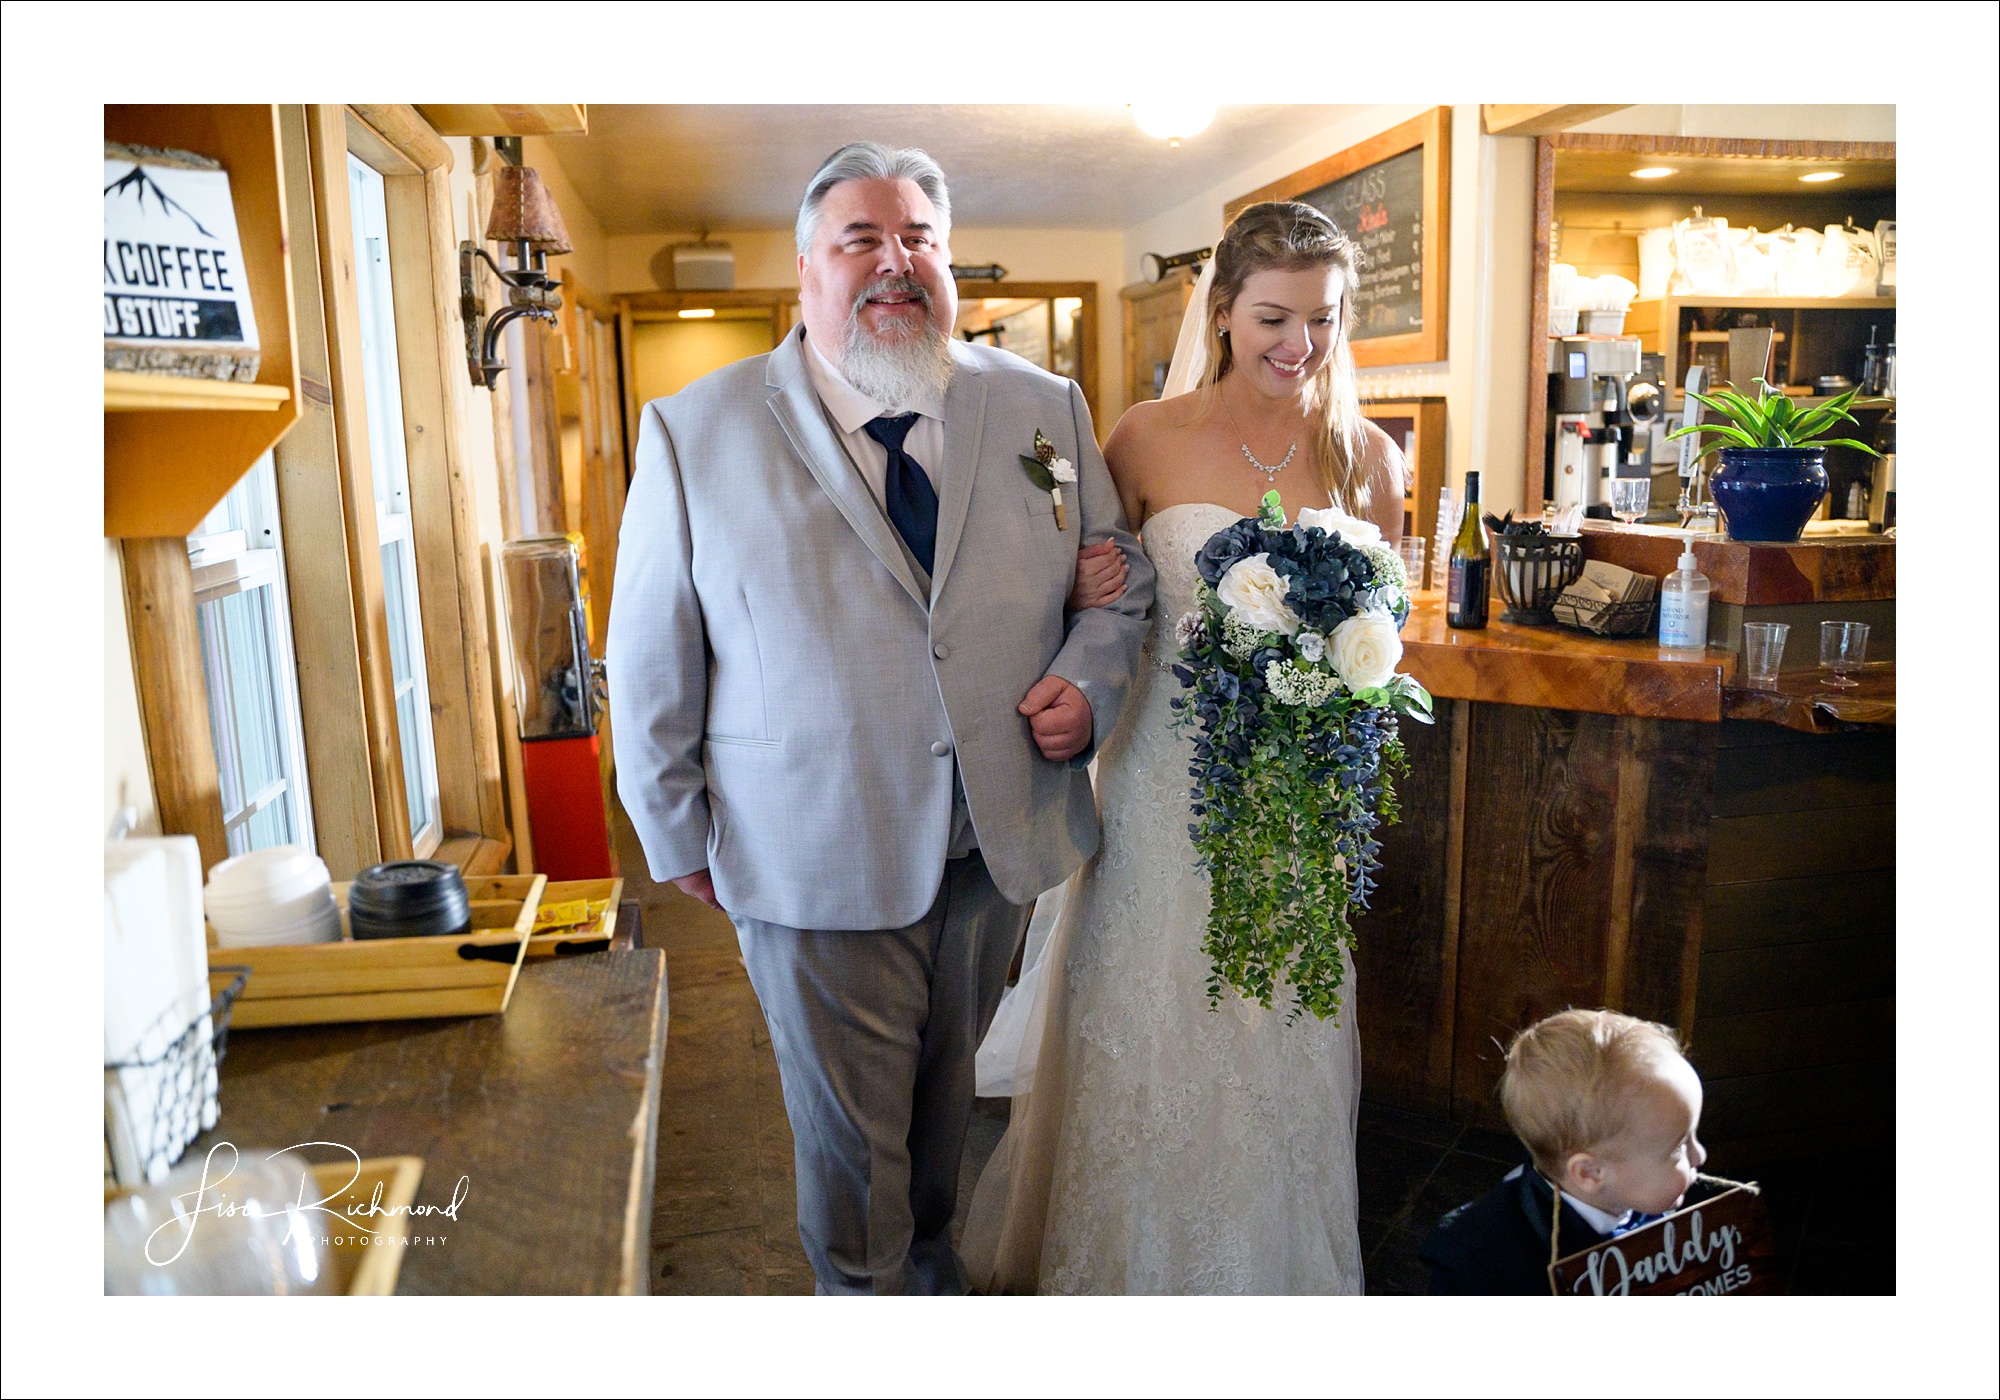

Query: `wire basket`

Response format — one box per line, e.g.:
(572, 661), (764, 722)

(104, 967), (249, 1184)
(1552, 594), (1658, 638)
(1493, 534), (1584, 625)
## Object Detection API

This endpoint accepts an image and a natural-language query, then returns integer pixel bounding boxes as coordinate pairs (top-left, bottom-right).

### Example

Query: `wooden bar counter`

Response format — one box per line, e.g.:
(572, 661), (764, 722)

(1355, 594), (1893, 1167)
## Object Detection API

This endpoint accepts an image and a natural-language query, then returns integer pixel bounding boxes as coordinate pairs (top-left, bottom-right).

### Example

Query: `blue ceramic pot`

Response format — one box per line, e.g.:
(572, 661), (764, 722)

(1711, 447), (1829, 543)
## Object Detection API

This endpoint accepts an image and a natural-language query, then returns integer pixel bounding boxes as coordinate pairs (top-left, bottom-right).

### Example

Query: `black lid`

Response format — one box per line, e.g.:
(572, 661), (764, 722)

(350, 861), (469, 921)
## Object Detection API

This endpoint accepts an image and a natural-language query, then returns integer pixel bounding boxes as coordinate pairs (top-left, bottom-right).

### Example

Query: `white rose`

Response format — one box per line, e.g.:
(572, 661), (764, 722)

(1215, 554), (1301, 637)
(1296, 505), (1383, 547)
(1049, 457), (1077, 484)
(1328, 611), (1402, 691)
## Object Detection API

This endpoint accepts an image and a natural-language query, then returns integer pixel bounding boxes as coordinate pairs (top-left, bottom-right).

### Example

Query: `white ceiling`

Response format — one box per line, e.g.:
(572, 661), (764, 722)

(546, 104), (1364, 235)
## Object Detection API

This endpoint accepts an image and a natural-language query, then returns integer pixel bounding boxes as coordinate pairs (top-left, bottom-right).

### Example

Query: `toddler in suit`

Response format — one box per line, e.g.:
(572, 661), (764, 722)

(1420, 1008), (1709, 1294)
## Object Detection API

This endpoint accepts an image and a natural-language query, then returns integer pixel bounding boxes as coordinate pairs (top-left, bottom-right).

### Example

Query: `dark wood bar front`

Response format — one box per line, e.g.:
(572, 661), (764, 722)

(1356, 595), (1894, 1168)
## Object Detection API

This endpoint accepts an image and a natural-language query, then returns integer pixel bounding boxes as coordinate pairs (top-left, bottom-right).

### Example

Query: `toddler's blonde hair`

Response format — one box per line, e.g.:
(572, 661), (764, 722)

(1498, 1008), (1688, 1180)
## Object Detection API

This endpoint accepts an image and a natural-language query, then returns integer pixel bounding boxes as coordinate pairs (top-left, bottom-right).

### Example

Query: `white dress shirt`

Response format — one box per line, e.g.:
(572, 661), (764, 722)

(802, 331), (948, 508)
(1506, 1165), (1635, 1236)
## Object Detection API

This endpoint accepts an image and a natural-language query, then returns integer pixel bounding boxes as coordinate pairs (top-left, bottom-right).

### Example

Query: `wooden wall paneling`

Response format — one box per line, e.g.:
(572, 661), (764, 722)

(419, 166), (510, 842)
(1705, 803), (1893, 886)
(1355, 696), (1460, 1112)
(305, 103), (414, 862)
(120, 539), (229, 871)
(1698, 1056), (1893, 1160)
(1689, 998), (1894, 1081)
(483, 543), (536, 875)
(474, 167), (525, 543)
(1523, 137), (1555, 515)
(1451, 705), (1623, 1120)
(271, 104), (379, 879)
(1618, 716), (1718, 1037)
(1700, 868), (1894, 954)
(519, 320), (567, 535)
(381, 168), (483, 840)
(617, 302), (641, 484)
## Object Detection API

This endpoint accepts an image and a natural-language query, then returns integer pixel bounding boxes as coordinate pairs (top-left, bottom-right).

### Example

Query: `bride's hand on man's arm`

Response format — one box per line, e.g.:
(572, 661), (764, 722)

(1068, 541), (1129, 611)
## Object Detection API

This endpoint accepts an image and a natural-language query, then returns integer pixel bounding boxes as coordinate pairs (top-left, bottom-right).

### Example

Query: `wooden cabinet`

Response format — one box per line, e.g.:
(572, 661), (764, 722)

(1119, 267), (1196, 409)
(1361, 397), (1445, 545)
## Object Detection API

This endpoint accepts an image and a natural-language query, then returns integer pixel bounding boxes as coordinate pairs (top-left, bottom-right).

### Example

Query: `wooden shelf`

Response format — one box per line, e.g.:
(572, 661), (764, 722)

(104, 105), (302, 538)
(104, 371), (291, 413)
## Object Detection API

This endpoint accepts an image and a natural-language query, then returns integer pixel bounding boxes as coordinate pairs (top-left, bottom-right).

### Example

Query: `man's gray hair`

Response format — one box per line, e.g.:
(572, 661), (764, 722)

(795, 141), (953, 257)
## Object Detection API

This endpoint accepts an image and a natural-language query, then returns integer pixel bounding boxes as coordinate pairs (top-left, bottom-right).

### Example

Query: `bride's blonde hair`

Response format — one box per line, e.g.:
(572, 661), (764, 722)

(1185, 202), (1370, 512)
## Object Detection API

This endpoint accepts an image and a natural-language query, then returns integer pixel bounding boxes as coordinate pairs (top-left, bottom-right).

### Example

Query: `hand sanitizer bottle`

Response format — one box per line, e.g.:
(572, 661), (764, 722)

(1658, 533), (1711, 652)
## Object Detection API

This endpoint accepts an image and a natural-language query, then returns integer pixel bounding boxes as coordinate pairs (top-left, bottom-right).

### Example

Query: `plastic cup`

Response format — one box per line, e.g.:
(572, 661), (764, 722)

(1397, 537), (1429, 591)
(1742, 622), (1790, 685)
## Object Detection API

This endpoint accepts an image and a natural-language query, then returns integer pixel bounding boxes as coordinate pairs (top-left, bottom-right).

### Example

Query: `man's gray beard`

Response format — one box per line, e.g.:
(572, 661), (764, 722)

(840, 315), (954, 407)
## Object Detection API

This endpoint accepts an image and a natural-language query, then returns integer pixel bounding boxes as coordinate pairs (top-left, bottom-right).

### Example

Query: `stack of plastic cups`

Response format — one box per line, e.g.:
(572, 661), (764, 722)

(1432, 487), (1462, 593)
(204, 847), (342, 948)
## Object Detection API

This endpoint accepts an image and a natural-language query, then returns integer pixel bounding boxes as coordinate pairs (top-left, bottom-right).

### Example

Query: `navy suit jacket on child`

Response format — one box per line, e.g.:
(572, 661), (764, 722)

(1419, 1164), (1615, 1295)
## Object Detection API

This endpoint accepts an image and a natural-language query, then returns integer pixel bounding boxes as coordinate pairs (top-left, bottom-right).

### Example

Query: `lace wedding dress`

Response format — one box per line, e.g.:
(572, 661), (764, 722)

(962, 502), (1364, 1295)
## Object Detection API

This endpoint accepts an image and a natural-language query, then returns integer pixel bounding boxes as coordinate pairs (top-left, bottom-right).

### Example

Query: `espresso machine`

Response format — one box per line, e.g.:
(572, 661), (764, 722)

(1547, 333), (1643, 516)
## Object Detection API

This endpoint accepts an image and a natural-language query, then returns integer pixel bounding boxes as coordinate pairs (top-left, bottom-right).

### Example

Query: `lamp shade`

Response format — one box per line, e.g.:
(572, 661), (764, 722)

(484, 165), (573, 253)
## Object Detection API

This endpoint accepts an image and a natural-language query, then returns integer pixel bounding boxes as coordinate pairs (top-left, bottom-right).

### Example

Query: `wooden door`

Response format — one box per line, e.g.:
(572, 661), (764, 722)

(1121, 268), (1197, 407)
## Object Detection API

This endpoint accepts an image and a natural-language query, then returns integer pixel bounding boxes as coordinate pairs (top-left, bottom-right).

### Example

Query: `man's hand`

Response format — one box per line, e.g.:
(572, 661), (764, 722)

(671, 868), (722, 911)
(1018, 676), (1094, 763)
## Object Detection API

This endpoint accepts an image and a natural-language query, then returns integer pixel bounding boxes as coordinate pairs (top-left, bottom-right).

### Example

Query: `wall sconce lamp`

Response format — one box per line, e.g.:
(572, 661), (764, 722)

(459, 165), (573, 389)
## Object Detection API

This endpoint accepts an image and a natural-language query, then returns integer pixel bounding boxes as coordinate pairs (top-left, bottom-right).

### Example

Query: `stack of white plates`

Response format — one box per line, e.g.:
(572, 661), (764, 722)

(205, 846), (342, 948)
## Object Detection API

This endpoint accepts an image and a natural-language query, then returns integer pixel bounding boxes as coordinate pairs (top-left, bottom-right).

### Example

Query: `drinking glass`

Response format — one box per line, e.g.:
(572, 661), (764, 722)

(1397, 537), (1429, 592)
(1610, 477), (1651, 527)
(1818, 621), (1869, 689)
(1742, 622), (1790, 686)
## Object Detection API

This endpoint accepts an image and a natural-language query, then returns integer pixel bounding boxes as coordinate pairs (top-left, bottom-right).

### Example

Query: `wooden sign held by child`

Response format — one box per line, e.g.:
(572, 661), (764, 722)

(1550, 1180), (1782, 1296)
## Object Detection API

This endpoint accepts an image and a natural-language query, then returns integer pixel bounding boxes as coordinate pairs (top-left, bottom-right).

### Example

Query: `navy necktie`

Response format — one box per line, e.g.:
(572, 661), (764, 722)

(865, 413), (938, 576)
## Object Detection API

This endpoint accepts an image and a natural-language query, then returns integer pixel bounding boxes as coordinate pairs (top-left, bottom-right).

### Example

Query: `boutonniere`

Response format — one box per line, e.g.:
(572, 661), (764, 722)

(1018, 429), (1077, 530)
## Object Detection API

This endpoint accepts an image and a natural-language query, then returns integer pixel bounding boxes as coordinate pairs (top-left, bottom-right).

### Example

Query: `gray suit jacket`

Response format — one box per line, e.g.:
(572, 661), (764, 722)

(607, 327), (1155, 929)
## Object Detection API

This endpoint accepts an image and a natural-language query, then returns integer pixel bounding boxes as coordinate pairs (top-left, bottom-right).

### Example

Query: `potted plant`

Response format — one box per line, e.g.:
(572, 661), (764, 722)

(1667, 381), (1882, 543)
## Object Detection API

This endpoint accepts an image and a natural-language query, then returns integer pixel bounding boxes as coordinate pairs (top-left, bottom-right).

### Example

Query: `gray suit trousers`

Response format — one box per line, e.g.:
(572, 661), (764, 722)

(734, 853), (1029, 1294)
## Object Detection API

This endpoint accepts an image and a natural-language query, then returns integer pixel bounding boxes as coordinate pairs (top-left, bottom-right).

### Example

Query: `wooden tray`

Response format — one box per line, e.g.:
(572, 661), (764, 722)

(207, 874), (545, 1027)
(105, 1155), (424, 1295)
(510, 876), (624, 958)
(312, 1156), (425, 1295)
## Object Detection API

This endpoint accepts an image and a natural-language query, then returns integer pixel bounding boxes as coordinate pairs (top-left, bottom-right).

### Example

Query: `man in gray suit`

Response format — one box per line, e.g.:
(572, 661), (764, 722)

(608, 141), (1154, 1294)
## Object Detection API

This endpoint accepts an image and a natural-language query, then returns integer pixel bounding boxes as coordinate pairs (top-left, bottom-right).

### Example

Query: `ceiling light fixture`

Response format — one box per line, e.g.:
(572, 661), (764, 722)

(1630, 167), (1677, 179)
(678, 308), (716, 319)
(1131, 99), (1216, 147)
(1799, 170), (1844, 183)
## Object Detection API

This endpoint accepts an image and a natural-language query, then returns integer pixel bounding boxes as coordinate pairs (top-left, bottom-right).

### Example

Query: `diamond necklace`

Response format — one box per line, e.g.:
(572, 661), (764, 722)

(1221, 391), (1297, 480)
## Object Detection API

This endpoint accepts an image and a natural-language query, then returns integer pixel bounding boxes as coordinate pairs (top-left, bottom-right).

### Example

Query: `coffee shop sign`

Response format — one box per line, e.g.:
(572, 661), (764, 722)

(104, 151), (260, 377)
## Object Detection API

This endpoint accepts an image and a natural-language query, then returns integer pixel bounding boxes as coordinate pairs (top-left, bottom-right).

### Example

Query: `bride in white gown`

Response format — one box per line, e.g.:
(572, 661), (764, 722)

(963, 202), (1407, 1294)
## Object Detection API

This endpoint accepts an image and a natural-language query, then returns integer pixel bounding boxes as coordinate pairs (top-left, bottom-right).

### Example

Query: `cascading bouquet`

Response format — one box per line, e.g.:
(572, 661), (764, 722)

(1170, 491), (1433, 1024)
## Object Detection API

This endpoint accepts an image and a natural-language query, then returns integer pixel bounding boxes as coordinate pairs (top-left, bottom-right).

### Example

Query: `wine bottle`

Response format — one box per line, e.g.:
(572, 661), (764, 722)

(1446, 470), (1490, 628)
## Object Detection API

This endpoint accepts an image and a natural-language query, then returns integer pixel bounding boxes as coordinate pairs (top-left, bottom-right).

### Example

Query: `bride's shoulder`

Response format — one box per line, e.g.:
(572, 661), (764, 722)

(1107, 395), (1200, 463)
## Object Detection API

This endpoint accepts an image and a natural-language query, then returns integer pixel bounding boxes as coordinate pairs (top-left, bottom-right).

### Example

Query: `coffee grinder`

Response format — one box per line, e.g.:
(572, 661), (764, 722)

(1547, 334), (1641, 516)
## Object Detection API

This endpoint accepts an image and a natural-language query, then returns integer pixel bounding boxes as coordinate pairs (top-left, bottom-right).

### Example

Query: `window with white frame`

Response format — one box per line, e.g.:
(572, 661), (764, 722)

(348, 152), (441, 853)
(187, 453), (316, 856)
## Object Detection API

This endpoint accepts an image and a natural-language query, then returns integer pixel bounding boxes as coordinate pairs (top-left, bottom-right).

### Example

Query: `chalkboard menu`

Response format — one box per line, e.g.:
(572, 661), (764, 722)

(1299, 145), (1427, 342)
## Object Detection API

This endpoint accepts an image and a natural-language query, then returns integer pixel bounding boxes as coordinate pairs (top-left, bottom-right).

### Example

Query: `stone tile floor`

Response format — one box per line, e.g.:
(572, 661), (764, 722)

(617, 803), (1890, 1296)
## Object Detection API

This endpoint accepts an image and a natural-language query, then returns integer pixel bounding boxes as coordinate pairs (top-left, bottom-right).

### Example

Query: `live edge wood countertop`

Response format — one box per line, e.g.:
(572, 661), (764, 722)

(1399, 593), (1732, 723)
